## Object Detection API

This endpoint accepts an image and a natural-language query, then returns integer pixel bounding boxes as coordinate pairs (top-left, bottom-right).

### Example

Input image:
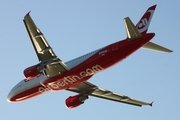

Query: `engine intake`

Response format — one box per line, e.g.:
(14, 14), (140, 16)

(24, 65), (40, 80)
(65, 95), (88, 109)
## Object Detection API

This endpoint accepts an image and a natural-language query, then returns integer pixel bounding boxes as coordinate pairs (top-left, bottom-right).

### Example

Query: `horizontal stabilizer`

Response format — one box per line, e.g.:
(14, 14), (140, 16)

(124, 17), (142, 40)
(142, 42), (173, 53)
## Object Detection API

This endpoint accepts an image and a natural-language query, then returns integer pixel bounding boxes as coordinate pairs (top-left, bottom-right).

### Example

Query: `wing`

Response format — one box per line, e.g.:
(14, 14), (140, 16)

(67, 82), (153, 107)
(23, 12), (70, 78)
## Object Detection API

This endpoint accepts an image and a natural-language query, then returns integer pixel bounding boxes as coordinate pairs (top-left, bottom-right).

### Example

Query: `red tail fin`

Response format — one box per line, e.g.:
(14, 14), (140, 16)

(136, 5), (157, 34)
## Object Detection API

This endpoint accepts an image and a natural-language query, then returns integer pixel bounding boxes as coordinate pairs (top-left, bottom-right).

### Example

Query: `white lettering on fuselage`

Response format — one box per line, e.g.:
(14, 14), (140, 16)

(99, 50), (107, 56)
(38, 65), (103, 93)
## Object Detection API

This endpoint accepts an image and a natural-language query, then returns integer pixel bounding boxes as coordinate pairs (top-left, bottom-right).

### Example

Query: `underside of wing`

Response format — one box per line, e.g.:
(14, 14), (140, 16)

(67, 82), (152, 107)
(23, 12), (70, 78)
(23, 12), (56, 61)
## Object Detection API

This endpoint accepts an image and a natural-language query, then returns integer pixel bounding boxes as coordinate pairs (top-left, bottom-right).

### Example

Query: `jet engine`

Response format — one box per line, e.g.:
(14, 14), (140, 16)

(65, 95), (88, 109)
(24, 65), (40, 80)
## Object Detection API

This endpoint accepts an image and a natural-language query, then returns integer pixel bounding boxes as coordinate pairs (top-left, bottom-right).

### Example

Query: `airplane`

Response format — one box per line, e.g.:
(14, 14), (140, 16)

(7, 5), (173, 109)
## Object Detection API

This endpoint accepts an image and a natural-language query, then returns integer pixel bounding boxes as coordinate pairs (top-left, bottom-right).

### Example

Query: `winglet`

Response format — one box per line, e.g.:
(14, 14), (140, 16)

(25, 11), (31, 17)
(149, 101), (154, 107)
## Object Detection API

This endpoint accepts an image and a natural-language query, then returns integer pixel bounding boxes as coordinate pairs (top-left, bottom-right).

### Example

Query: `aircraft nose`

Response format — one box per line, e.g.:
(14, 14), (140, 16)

(7, 90), (14, 102)
(7, 85), (18, 102)
(7, 80), (25, 102)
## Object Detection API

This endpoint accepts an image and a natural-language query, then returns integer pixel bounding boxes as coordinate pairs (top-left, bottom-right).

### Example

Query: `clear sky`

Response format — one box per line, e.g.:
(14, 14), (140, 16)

(0, 1), (179, 120)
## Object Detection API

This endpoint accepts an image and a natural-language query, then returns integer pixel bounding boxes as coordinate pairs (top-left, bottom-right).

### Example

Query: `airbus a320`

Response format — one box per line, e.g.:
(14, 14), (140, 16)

(7, 5), (172, 108)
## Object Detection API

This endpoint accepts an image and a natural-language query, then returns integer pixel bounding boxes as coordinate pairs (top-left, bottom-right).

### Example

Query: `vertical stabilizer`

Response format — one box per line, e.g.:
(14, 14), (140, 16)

(136, 5), (157, 34)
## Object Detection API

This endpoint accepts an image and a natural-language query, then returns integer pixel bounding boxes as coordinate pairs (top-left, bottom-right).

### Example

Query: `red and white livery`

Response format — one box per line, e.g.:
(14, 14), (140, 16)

(7, 5), (172, 108)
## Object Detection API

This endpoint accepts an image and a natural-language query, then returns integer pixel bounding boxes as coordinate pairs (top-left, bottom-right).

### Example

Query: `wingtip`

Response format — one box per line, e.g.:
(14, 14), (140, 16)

(149, 101), (154, 107)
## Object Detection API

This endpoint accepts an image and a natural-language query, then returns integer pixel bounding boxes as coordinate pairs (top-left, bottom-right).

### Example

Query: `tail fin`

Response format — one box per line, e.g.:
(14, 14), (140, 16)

(136, 5), (157, 34)
(137, 5), (173, 53)
(123, 5), (173, 53)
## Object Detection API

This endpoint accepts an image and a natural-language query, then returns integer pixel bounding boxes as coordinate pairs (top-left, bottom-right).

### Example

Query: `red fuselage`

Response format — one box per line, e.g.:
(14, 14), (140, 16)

(8, 33), (154, 102)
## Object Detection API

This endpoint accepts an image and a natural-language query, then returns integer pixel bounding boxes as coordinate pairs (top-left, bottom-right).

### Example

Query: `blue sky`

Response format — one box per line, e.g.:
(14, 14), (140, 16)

(1, 1), (179, 120)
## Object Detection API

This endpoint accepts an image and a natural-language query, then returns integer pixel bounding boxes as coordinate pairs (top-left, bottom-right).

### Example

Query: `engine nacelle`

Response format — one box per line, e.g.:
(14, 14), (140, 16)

(24, 65), (40, 80)
(65, 95), (88, 109)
